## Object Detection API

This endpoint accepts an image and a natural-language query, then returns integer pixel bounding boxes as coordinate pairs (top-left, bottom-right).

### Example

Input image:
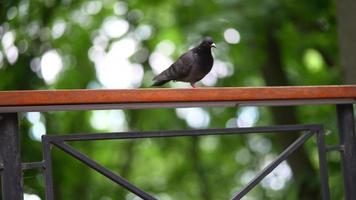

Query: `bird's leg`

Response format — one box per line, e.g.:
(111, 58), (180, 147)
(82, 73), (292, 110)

(190, 83), (196, 88)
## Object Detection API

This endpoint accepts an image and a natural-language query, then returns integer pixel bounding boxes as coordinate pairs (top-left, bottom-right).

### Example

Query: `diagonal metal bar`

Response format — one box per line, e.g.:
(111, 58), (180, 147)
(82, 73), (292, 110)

(316, 128), (331, 200)
(231, 132), (313, 200)
(52, 141), (157, 200)
(44, 124), (320, 142)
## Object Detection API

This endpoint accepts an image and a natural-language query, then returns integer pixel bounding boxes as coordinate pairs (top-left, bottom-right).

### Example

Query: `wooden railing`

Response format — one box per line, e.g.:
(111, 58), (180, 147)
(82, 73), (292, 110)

(0, 85), (355, 200)
(0, 85), (355, 112)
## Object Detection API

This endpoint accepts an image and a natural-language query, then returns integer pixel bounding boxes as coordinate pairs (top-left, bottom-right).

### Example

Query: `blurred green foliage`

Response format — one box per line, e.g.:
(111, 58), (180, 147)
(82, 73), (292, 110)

(0, 0), (345, 199)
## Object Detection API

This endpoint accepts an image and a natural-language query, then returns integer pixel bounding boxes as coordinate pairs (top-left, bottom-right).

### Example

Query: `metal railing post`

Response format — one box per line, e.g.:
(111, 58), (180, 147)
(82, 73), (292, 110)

(336, 104), (356, 200)
(42, 137), (55, 200)
(0, 113), (23, 200)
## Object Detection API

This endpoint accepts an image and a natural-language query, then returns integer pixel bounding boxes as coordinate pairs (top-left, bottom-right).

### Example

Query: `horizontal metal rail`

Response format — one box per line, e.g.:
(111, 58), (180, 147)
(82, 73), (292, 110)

(43, 124), (322, 142)
(21, 162), (44, 170)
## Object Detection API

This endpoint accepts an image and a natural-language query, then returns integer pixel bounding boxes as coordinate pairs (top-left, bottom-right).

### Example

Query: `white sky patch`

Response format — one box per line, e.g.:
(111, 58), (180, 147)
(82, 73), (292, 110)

(213, 60), (234, 77)
(235, 148), (251, 165)
(90, 110), (127, 131)
(224, 28), (241, 44)
(169, 81), (190, 88)
(1, 31), (15, 49)
(201, 59), (234, 86)
(201, 72), (218, 86)
(93, 37), (143, 88)
(83, 1), (102, 15)
(1, 31), (19, 64)
(97, 60), (143, 88)
(156, 193), (173, 200)
(247, 135), (272, 154)
(30, 57), (41, 74)
(40, 50), (63, 84)
(148, 40), (176, 75)
(51, 20), (66, 39)
(24, 193), (41, 200)
(113, 2), (128, 16)
(237, 107), (259, 127)
(110, 38), (136, 58)
(7, 7), (18, 20)
(0, 51), (3, 68)
(93, 34), (109, 49)
(71, 9), (90, 27)
(88, 45), (105, 63)
(226, 117), (237, 128)
(27, 112), (41, 124)
(149, 52), (173, 75)
(26, 112), (46, 142)
(135, 24), (153, 40)
(126, 193), (143, 200)
(261, 160), (292, 191)
(176, 108), (210, 128)
(239, 170), (256, 185)
(156, 40), (175, 56)
(18, 1), (29, 19)
(27, 21), (40, 38)
(5, 45), (18, 64)
(30, 122), (46, 141)
(102, 17), (129, 38)
(199, 136), (219, 152)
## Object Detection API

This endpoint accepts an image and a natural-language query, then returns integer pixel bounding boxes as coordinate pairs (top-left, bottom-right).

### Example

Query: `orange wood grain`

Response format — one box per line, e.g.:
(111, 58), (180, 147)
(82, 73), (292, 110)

(0, 86), (355, 107)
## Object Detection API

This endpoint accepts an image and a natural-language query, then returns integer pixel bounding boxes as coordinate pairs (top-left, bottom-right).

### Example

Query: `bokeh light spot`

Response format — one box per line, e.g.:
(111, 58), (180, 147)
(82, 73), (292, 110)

(224, 28), (241, 44)
(102, 17), (129, 38)
(40, 50), (63, 84)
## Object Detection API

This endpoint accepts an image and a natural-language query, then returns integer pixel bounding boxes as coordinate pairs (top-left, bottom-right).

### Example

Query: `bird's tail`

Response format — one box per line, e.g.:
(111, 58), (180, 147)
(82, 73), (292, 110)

(151, 72), (171, 86)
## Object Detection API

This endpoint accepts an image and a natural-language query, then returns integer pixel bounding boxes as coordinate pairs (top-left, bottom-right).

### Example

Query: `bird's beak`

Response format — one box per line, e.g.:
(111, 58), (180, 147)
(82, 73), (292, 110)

(211, 43), (216, 48)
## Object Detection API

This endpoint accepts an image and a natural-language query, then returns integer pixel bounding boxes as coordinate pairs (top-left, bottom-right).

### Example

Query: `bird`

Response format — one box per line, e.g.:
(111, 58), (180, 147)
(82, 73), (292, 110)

(152, 37), (216, 88)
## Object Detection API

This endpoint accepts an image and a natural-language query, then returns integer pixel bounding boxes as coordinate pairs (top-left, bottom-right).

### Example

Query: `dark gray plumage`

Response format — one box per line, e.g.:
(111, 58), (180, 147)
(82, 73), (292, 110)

(152, 37), (216, 87)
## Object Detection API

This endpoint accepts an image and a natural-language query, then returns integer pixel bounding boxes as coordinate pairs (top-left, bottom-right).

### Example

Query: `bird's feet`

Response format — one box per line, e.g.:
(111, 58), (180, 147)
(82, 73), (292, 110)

(190, 83), (196, 88)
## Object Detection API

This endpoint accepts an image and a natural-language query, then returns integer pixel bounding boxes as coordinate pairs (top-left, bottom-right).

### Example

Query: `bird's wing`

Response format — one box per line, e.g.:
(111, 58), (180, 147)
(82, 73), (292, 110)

(152, 49), (196, 85)
(169, 50), (196, 79)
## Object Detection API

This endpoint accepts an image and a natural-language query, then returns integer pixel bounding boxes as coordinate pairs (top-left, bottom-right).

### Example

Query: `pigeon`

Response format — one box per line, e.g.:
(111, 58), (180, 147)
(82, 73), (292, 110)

(152, 37), (216, 88)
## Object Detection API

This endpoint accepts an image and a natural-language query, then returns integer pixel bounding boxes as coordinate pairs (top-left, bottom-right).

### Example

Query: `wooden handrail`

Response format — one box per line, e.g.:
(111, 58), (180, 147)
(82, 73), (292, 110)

(0, 85), (355, 112)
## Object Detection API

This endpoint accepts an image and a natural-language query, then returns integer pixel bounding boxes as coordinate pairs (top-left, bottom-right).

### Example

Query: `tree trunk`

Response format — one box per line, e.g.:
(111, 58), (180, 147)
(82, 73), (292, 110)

(261, 26), (320, 199)
(336, 0), (356, 84)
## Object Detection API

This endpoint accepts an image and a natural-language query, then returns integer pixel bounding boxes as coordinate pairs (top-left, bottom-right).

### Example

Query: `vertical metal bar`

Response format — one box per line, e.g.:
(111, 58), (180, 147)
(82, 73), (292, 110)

(0, 113), (23, 200)
(316, 128), (330, 200)
(336, 104), (356, 200)
(42, 137), (54, 200)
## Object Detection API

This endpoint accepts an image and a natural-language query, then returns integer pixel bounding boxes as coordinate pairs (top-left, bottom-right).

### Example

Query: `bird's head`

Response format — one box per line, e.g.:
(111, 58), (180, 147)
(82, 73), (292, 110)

(200, 37), (216, 48)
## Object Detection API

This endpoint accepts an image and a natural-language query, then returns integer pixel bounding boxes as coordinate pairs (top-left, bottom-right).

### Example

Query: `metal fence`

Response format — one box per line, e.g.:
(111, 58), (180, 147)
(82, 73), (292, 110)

(41, 124), (330, 200)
